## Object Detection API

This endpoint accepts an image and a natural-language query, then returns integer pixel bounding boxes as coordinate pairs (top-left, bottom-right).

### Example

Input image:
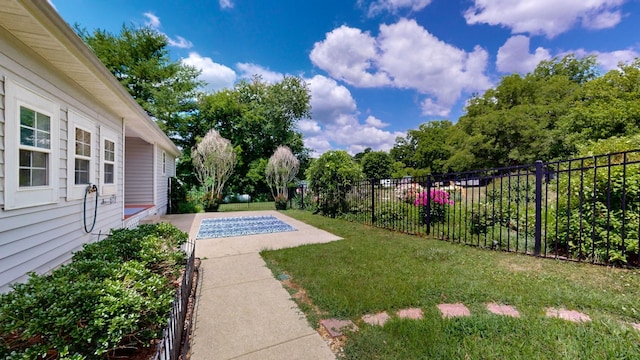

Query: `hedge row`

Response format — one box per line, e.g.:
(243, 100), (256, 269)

(0, 223), (188, 359)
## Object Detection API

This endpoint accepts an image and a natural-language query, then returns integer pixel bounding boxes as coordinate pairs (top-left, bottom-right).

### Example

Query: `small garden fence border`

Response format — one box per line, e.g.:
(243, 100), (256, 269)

(303, 149), (640, 268)
(152, 238), (196, 360)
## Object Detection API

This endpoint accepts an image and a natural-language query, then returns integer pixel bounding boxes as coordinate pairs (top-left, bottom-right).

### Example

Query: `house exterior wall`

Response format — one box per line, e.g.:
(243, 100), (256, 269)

(124, 137), (154, 205)
(155, 146), (177, 216)
(0, 26), (125, 293)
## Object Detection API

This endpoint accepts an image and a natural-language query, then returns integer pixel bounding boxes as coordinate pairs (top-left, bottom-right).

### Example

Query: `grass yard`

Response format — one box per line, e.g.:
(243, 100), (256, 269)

(261, 210), (640, 359)
(218, 201), (275, 212)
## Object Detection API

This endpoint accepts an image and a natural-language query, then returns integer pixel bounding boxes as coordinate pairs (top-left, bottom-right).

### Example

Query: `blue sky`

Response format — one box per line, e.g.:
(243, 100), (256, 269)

(53, 0), (640, 156)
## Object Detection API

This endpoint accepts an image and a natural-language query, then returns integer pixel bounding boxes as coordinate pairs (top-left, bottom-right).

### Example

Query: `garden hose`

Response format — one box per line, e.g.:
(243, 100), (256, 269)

(84, 184), (99, 233)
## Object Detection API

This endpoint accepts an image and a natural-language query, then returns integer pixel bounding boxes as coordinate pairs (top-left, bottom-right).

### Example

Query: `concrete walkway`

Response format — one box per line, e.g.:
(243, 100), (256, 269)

(161, 211), (340, 360)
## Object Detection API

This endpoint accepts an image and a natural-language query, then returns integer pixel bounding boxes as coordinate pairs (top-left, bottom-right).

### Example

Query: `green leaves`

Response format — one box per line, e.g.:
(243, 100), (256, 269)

(0, 224), (188, 359)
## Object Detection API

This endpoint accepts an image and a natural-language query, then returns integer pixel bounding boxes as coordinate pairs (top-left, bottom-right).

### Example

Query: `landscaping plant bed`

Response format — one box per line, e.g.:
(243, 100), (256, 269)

(0, 223), (190, 359)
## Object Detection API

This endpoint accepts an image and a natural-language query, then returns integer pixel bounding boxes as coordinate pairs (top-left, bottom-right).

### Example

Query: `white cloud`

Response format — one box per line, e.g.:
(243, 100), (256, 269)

(365, 0), (432, 16)
(167, 35), (193, 49)
(143, 12), (161, 28)
(301, 75), (404, 156)
(182, 52), (236, 91)
(570, 48), (640, 71)
(220, 0), (234, 9)
(497, 35), (551, 73)
(310, 19), (492, 117)
(310, 26), (391, 87)
(464, 0), (626, 38)
(236, 63), (285, 83)
(142, 12), (192, 49)
(365, 115), (389, 128)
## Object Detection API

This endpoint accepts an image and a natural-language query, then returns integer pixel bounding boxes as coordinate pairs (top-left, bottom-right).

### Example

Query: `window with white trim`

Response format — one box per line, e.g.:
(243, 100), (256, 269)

(19, 106), (51, 186)
(67, 111), (95, 200)
(4, 78), (60, 210)
(162, 151), (167, 175)
(100, 125), (119, 196)
(74, 127), (91, 185)
(104, 139), (115, 184)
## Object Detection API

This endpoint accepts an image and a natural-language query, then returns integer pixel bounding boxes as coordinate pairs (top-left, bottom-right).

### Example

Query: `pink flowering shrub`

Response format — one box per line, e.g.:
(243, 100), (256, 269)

(414, 189), (454, 224)
(396, 183), (425, 203)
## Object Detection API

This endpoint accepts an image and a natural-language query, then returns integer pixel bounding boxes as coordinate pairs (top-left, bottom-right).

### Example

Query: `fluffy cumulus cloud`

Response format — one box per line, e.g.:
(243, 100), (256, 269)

(236, 63), (285, 83)
(301, 75), (404, 155)
(364, 0), (432, 16)
(311, 19), (492, 116)
(464, 0), (626, 38)
(310, 26), (391, 87)
(181, 52), (236, 90)
(497, 35), (551, 73)
(143, 12), (193, 49)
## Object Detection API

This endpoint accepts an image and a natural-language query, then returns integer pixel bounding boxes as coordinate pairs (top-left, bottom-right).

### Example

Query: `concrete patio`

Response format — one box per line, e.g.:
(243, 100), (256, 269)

(159, 211), (341, 359)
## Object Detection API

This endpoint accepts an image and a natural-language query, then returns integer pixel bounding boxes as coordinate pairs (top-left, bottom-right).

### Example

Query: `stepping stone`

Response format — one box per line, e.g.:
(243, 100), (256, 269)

(437, 303), (471, 318)
(545, 308), (591, 323)
(362, 312), (391, 326)
(486, 303), (520, 318)
(397, 308), (423, 320)
(320, 318), (358, 338)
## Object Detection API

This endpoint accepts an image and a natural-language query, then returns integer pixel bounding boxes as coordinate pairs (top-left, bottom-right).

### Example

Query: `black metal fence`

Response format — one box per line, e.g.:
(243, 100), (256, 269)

(306, 150), (640, 267)
(152, 239), (196, 360)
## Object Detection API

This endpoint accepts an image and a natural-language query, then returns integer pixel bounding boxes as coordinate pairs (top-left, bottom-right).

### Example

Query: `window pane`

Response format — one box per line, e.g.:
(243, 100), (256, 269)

(20, 127), (34, 146)
(19, 149), (31, 167)
(105, 140), (115, 162)
(32, 151), (48, 168)
(35, 130), (51, 149)
(75, 128), (91, 156)
(18, 150), (49, 187)
(32, 169), (48, 186)
(20, 107), (35, 127)
(19, 169), (31, 187)
(104, 163), (114, 184)
(75, 159), (90, 184)
(36, 112), (50, 131)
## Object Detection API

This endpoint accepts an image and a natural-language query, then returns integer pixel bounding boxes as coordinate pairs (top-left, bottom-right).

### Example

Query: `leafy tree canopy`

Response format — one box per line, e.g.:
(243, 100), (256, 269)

(361, 151), (393, 179)
(75, 23), (204, 132)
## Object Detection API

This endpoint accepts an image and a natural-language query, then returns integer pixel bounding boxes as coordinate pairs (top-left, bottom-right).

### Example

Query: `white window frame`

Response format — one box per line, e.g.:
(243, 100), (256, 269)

(100, 125), (118, 195)
(4, 78), (60, 210)
(162, 150), (167, 175)
(66, 111), (96, 200)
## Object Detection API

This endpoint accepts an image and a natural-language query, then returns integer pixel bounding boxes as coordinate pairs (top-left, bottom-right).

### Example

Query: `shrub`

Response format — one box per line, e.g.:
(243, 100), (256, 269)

(0, 223), (188, 359)
(414, 189), (454, 225)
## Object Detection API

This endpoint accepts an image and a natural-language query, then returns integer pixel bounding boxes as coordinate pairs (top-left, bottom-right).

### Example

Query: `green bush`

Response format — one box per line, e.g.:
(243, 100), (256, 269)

(549, 137), (640, 265)
(0, 223), (188, 359)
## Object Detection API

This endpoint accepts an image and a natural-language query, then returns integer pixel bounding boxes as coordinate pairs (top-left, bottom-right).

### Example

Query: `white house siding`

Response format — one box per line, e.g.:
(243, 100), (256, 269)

(155, 146), (177, 216)
(125, 137), (154, 205)
(0, 28), (125, 293)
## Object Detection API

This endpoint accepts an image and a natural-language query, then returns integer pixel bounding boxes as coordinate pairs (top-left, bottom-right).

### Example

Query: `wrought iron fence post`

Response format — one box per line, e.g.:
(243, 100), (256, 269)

(534, 160), (543, 256)
(426, 174), (432, 235)
(371, 179), (376, 225)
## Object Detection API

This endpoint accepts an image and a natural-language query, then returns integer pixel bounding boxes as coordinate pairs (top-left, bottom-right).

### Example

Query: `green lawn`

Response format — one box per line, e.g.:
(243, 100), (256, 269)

(218, 201), (275, 212)
(261, 210), (640, 359)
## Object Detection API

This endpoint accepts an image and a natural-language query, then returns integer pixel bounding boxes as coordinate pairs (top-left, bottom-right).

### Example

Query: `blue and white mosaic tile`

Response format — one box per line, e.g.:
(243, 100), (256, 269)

(196, 215), (297, 239)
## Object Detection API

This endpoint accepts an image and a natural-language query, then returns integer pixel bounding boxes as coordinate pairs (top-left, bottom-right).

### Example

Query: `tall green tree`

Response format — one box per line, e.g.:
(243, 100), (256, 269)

(193, 76), (311, 196)
(361, 151), (393, 179)
(75, 24), (203, 132)
(306, 150), (364, 216)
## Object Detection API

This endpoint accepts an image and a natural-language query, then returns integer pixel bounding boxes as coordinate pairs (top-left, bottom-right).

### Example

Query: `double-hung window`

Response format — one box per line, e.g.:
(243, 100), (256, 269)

(100, 126), (118, 195)
(67, 111), (95, 200)
(4, 79), (59, 210)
